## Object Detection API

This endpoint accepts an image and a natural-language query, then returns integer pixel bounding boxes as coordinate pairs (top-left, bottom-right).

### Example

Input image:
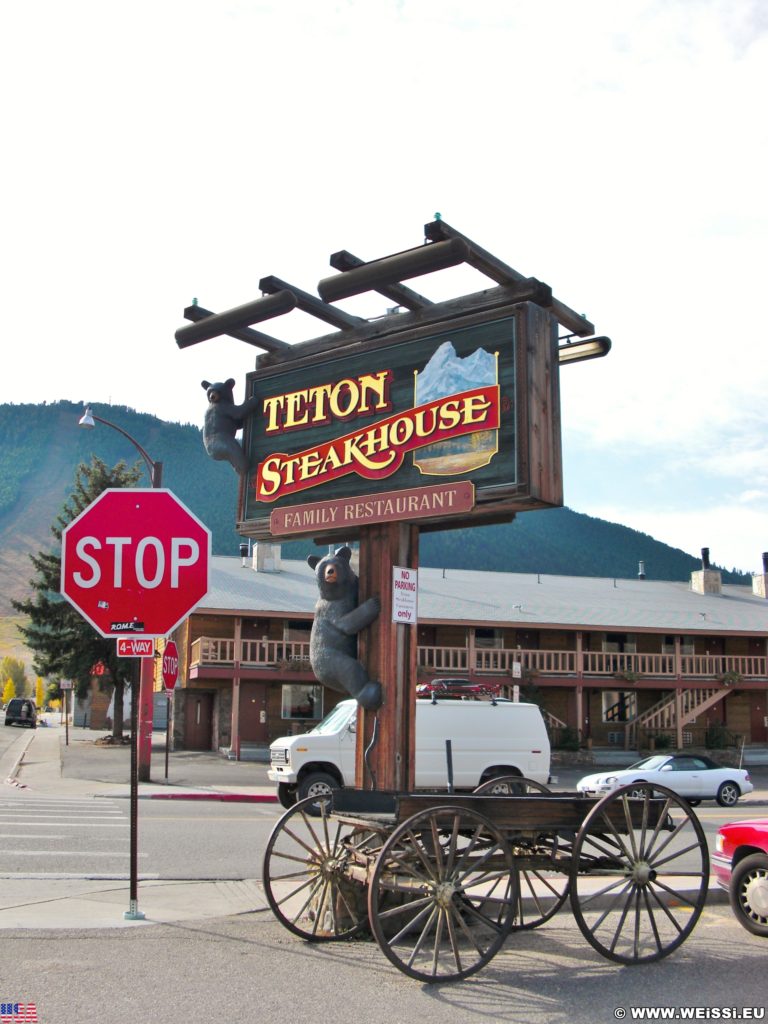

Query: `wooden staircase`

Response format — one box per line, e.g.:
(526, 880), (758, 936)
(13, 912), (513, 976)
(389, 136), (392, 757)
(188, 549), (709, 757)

(628, 687), (728, 745)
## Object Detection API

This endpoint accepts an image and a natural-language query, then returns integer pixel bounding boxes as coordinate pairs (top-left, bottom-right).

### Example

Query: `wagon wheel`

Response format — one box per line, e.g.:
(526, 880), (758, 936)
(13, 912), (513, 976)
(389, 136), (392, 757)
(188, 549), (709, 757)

(569, 782), (708, 964)
(473, 776), (570, 929)
(262, 795), (380, 941)
(367, 804), (518, 982)
(473, 775), (552, 796)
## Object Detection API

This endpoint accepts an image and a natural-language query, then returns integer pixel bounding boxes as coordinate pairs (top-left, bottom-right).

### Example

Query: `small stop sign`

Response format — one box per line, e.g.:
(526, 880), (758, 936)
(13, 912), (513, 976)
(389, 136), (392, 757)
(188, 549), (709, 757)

(162, 641), (179, 690)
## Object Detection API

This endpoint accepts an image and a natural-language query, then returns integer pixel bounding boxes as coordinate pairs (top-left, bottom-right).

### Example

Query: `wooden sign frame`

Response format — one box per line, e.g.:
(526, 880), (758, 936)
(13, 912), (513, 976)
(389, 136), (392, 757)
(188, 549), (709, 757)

(238, 289), (562, 541)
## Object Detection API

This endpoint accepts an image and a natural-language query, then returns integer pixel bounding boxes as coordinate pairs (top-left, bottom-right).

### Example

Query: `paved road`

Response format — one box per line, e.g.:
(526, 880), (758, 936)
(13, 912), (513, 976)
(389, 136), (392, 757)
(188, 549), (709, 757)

(4, 901), (768, 1024)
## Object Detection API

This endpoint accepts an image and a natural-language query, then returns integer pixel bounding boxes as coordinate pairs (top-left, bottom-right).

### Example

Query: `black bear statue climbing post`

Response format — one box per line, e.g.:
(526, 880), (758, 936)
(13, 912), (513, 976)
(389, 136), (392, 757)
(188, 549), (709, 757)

(307, 546), (382, 710)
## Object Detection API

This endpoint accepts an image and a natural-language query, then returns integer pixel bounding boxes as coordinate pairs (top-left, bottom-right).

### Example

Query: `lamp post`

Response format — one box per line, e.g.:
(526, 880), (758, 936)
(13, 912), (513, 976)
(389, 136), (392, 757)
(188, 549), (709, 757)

(79, 406), (162, 783)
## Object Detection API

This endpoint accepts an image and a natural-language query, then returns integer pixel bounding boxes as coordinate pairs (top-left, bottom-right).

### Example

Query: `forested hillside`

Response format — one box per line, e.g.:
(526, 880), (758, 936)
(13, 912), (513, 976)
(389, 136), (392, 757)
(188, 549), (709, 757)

(0, 401), (747, 614)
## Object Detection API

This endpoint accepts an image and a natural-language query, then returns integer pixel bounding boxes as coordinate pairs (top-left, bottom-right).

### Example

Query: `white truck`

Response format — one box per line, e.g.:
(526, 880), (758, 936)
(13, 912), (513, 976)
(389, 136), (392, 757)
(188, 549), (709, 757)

(268, 697), (551, 808)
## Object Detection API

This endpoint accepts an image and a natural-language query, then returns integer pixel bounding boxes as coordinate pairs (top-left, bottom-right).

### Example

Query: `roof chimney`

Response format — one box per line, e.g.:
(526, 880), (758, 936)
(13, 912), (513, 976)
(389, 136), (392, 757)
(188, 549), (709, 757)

(253, 542), (282, 573)
(637, 560), (646, 580)
(752, 552), (768, 599)
(691, 546), (721, 595)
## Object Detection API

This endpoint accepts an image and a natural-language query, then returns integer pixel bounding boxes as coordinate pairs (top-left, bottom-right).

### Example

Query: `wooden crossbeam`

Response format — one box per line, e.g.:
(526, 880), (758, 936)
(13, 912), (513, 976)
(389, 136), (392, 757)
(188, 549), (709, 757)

(175, 294), (295, 351)
(318, 238), (470, 303)
(424, 219), (595, 338)
(329, 251), (434, 311)
(258, 275), (365, 330)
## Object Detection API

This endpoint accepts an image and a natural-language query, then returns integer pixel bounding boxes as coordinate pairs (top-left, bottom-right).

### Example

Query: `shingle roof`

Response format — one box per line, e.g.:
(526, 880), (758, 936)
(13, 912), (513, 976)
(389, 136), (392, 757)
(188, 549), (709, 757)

(198, 558), (768, 636)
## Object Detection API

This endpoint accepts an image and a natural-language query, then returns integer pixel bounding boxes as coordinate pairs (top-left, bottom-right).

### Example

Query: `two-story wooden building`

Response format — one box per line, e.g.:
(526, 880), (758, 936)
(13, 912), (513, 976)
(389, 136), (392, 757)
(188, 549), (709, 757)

(161, 545), (768, 758)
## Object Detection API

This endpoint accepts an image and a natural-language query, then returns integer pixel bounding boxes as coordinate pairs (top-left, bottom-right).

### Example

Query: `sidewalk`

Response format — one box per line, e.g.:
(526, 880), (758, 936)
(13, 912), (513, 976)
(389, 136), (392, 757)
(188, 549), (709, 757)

(8, 718), (279, 802)
(0, 722), (276, 929)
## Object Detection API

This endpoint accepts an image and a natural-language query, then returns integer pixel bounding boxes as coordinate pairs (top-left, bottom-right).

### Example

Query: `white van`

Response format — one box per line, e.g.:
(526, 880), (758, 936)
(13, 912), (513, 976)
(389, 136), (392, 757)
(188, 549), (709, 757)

(268, 697), (551, 808)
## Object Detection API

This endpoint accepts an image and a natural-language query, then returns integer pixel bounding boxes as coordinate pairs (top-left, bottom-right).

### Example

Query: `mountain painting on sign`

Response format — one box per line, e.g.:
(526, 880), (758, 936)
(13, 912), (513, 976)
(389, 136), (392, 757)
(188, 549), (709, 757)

(414, 341), (499, 476)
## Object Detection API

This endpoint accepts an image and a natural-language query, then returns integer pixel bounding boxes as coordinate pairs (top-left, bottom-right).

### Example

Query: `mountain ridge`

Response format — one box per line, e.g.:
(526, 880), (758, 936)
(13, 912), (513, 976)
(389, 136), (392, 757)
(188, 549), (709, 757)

(0, 400), (748, 616)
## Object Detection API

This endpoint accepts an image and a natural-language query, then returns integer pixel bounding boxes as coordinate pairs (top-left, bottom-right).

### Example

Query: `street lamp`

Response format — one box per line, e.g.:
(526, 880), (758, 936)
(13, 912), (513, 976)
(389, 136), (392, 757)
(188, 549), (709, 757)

(79, 407), (163, 487)
(78, 406), (162, 783)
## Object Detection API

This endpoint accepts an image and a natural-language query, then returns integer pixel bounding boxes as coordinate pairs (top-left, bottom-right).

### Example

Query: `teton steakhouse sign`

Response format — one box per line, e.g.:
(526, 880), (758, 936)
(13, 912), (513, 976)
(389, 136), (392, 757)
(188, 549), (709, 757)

(240, 307), (561, 540)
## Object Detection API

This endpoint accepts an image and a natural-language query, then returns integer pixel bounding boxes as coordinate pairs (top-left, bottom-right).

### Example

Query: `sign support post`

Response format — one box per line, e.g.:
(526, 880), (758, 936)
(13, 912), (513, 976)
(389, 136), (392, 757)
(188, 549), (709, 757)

(356, 522), (418, 792)
(124, 661), (145, 921)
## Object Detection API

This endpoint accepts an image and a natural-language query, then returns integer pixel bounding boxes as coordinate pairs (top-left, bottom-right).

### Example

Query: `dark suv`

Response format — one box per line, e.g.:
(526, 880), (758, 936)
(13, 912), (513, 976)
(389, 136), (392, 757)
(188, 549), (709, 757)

(4, 698), (37, 728)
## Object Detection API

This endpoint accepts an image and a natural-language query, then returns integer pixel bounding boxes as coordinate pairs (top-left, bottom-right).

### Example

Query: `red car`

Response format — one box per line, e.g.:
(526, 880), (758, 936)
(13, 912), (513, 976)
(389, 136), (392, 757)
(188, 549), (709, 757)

(712, 819), (768, 936)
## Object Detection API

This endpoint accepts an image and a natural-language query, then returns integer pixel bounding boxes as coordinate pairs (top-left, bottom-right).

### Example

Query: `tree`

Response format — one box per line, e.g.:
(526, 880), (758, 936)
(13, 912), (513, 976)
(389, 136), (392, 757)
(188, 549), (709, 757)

(35, 676), (45, 708)
(12, 456), (143, 739)
(2, 679), (15, 705)
(0, 657), (27, 697)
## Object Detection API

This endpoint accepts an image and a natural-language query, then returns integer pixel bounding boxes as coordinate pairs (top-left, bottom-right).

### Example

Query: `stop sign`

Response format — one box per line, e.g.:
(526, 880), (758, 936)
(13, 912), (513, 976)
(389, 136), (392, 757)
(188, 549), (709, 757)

(61, 489), (211, 638)
(162, 640), (179, 690)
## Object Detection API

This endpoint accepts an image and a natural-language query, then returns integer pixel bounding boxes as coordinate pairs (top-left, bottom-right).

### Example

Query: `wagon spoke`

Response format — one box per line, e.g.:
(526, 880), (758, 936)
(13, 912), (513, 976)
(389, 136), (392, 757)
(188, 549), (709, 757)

(607, 883), (636, 954)
(430, 816), (448, 879)
(450, 901), (488, 957)
(632, 886), (642, 960)
(642, 797), (674, 860)
(407, 906), (440, 969)
(457, 897), (509, 935)
(646, 815), (693, 865)
(309, 877), (331, 938)
(642, 886), (664, 956)
(646, 885), (686, 932)
(597, 807), (635, 864)
(649, 878), (703, 910)
(279, 824), (325, 862)
(444, 906), (464, 975)
(576, 874), (633, 908)
(377, 895), (434, 922)
(274, 872), (320, 909)
(621, 794), (640, 861)
(650, 841), (705, 870)
(431, 909), (447, 976)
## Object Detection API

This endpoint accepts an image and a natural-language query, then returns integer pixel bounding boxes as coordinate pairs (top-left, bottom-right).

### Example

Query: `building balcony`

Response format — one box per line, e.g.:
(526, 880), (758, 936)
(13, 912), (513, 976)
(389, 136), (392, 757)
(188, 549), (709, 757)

(189, 637), (768, 683)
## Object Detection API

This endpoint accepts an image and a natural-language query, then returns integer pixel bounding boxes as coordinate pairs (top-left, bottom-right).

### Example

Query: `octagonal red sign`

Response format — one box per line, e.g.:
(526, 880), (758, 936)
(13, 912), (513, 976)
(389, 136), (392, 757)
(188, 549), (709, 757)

(162, 640), (179, 690)
(61, 489), (211, 638)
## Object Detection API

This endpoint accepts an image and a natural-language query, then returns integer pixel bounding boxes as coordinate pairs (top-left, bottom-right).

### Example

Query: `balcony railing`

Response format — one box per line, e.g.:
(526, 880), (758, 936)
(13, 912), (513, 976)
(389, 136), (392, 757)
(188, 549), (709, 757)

(189, 637), (767, 682)
(190, 637), (310, 669)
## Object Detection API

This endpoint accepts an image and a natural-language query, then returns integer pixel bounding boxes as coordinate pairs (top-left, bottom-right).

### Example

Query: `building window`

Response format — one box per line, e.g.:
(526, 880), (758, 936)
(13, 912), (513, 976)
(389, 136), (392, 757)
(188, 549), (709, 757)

(474, 628), (502, 648)
(284, 619), (312, 642)
(281, 684), (323, 721)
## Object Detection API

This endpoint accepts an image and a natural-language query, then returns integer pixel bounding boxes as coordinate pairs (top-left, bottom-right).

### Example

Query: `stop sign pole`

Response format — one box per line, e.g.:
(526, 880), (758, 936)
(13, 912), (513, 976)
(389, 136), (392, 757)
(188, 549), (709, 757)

(162, 641), (179, 780)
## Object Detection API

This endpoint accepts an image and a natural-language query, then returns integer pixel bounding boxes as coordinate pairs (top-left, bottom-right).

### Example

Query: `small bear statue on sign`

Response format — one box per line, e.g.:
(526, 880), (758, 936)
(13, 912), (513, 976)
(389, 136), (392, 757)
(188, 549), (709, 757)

(200, 379), (259, 475)
(307, 546), (382, 710)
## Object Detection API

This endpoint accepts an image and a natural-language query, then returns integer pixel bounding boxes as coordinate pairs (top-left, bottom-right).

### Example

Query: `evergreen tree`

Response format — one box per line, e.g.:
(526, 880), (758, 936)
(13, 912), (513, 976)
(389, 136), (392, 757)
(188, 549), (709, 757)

(12, 456), (143, 739)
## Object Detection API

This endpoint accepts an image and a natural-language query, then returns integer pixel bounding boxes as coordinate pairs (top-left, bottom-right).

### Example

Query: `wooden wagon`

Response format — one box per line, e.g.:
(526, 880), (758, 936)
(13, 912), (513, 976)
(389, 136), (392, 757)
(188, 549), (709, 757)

(262, 778), (709, 983)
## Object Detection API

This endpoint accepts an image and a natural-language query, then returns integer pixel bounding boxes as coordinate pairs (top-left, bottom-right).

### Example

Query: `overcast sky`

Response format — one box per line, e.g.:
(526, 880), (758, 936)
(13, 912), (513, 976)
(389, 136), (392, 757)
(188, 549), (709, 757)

(2, 0), (765, 574)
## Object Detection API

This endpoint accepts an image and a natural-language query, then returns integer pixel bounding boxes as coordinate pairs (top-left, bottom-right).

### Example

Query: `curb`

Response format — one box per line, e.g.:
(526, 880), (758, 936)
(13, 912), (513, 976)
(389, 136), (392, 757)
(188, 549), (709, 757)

(146, 792), (278, 803)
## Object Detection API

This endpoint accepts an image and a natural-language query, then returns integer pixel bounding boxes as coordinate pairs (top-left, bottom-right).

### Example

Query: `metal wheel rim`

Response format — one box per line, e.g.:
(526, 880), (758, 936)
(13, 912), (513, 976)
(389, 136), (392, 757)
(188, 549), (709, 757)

(719, 784), (739, 807)
(569, 782), (708, 964)
(734, 858), (768, 931)
(262, 796), (373, 942)
(368, 804), (518, 983)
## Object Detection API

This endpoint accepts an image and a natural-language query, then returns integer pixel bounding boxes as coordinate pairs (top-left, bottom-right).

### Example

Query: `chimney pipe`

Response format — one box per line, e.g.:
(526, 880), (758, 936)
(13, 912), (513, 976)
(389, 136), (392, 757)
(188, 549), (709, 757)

(638, 561), (646, 580)
(701, 547), (710, 570)
(762, 552), (768, 574)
